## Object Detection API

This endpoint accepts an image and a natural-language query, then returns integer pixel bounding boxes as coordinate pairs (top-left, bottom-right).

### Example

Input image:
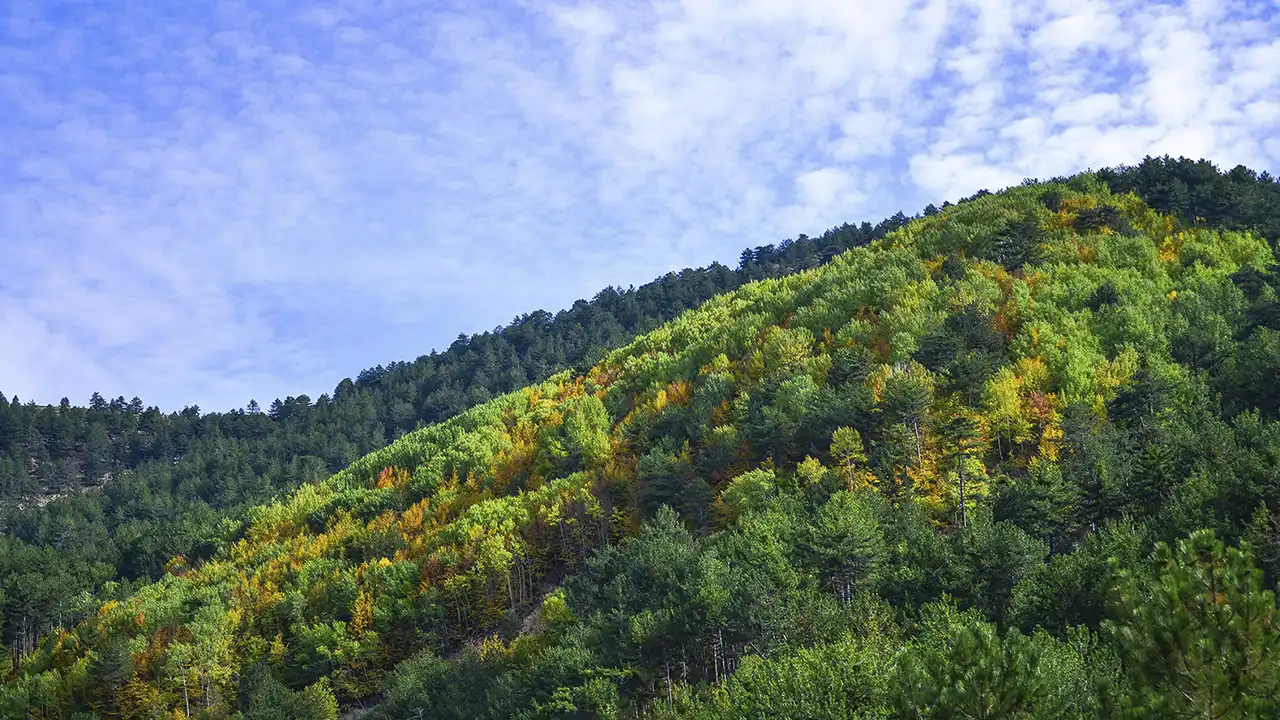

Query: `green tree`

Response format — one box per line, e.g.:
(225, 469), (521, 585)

(893, 603), (1094, 719)
(719, 469), (776, 519)
(995, 460), (1082, 552)
(940, 410), (985, 528)
(808, 491), (889, 603)
(830, 427), (872, 492)
(1104, 530), (1280, 719)
(240, 667), (340, 720)
(880, 372), (932, 469)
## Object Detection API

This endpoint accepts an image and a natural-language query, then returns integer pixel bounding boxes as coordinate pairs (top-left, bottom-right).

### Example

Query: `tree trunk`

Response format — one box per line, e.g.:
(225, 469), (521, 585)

(507, 567), (515, 613)
(712, 629), (724, 684)
(911, 420), (923, 469)
(559, 519), (568, 561)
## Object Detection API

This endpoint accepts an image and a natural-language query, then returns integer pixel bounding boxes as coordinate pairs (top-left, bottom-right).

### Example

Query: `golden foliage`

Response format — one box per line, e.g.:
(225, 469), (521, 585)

(374, 466), (412, 491)
(666, 379), (693, 406)
(351, 591), (374, 636)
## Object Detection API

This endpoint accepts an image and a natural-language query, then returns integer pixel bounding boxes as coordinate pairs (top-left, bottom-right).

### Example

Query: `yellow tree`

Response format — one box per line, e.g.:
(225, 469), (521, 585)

(983, 367), (1032, 462)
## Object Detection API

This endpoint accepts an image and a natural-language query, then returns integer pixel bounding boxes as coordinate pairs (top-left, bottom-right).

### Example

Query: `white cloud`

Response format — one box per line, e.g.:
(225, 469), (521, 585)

(0, 0), (1277, 411)
(791, 168), (862, 225)
(1031, 0), (1127, 58)
(1140, 23), (1216, 127)
(907, 0), (1279, 200)
(1051, 94), (1124, 127)
(1245, 100), (1280, 126)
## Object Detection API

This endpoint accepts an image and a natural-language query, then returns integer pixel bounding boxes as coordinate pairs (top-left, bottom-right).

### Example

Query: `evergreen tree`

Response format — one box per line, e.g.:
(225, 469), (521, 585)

(1105, 531), (1280, 719)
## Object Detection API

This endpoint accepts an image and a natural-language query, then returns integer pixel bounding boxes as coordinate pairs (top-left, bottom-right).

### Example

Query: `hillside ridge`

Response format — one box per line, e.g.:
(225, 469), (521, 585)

(5, 161), (1280, 718)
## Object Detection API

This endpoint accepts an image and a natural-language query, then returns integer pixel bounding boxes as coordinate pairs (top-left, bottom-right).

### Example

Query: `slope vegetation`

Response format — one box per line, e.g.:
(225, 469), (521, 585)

(0, 214), (908, 654)
(6, 172), (1280, 719)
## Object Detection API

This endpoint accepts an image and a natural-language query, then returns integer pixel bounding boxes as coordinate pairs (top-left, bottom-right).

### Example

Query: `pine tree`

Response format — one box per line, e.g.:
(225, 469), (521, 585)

(1105, 530), (1280, 719)
(940, 411), (985, 528)
(830, 427), (871, 491)
(893, 608), (1083, 719)
(880, 372), (932, 470)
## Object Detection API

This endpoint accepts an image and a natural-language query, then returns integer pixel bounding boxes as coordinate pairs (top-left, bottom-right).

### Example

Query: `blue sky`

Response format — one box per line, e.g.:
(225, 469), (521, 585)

(2, 0), (1278, 412)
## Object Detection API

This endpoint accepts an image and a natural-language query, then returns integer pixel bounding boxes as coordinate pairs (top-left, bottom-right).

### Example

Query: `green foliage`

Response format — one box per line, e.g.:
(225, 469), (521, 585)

(994, 460), (1082, 551)
(1009, 519), (1145, 632)
(893, 602), (1098, 719)
(666, 633), (897, 720)
(239, 669), (339, 720)
(6, 163), (1280, 719)
(829, 427), (871, 491)
(1104, 530), (1280, 718)
(719, 469), (776, 519)
(549, 395), (614, 473)
(807, 491), (888, 602)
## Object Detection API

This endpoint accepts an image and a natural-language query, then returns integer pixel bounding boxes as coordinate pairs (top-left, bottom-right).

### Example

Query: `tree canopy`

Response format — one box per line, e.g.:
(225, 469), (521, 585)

(4, 157), (1280, 719)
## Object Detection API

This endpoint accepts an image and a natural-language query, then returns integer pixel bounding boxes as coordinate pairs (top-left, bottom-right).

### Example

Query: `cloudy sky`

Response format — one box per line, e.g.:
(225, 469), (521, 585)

(2, 0), (1278, 412)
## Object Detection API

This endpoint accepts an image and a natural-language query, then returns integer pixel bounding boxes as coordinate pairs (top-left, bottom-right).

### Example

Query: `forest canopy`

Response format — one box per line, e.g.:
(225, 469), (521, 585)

(3, 156), (1280, 718)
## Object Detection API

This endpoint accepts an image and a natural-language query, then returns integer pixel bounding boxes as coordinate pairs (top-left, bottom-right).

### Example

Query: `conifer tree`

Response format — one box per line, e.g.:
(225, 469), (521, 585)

(1105, 530), (1280, 719)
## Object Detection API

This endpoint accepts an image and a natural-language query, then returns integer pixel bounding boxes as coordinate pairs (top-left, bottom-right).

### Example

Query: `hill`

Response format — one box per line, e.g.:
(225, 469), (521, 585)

(2, 157), (1277, 663)
(0, 210), (912, 657)
(5, 161), (1280, 718)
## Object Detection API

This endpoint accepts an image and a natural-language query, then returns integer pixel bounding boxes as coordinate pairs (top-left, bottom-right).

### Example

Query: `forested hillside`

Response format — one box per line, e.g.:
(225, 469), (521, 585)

(4, 164), (1280, 718)
(0, 211), (912, 657)
(2, 157), (1277, 664)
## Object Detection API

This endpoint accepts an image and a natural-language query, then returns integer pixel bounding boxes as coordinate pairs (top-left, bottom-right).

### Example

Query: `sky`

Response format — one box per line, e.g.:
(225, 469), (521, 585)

(2, 0), (1278, 413)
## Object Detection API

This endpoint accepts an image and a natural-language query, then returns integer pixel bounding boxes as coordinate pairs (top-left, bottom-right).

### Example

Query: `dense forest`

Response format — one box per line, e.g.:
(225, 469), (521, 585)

(3, 156), (1280, 718)
(0, 212), (914, 658)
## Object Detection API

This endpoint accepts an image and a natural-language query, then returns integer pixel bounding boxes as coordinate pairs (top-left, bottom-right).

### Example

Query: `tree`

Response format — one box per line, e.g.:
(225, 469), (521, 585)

(719, 469), (776, 519)
(880, 371), (932, 469)
(830, 427), (872, 491)
(637, 448), (712, 529)
(940, 411), (985, 528)
(995, 460), (1082, 552)
(1008, 519), (1144, 633)
(241, 667), (339, 720)
(88, 637), (135, 716)
(983, 368), (1031, 462)
(827, 346), (873, 387)
(668, 630), (898, 720)
(893, 603), (1094, 719)
(568, 507), (717, 699)
(558, 395), (613, 472)
(989, 216), (1044, 270)
(871, 423), (917, 506)
(1105, 530), (1280, 719)
(808, 491), (888, 603)
(83, 422), (111, 481)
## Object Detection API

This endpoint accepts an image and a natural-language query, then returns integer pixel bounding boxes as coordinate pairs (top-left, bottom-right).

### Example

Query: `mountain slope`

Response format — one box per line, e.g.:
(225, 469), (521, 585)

(7, 170), (1280, 719)
(0, 212), (911, 656)
(1, 155), (1275, 665)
